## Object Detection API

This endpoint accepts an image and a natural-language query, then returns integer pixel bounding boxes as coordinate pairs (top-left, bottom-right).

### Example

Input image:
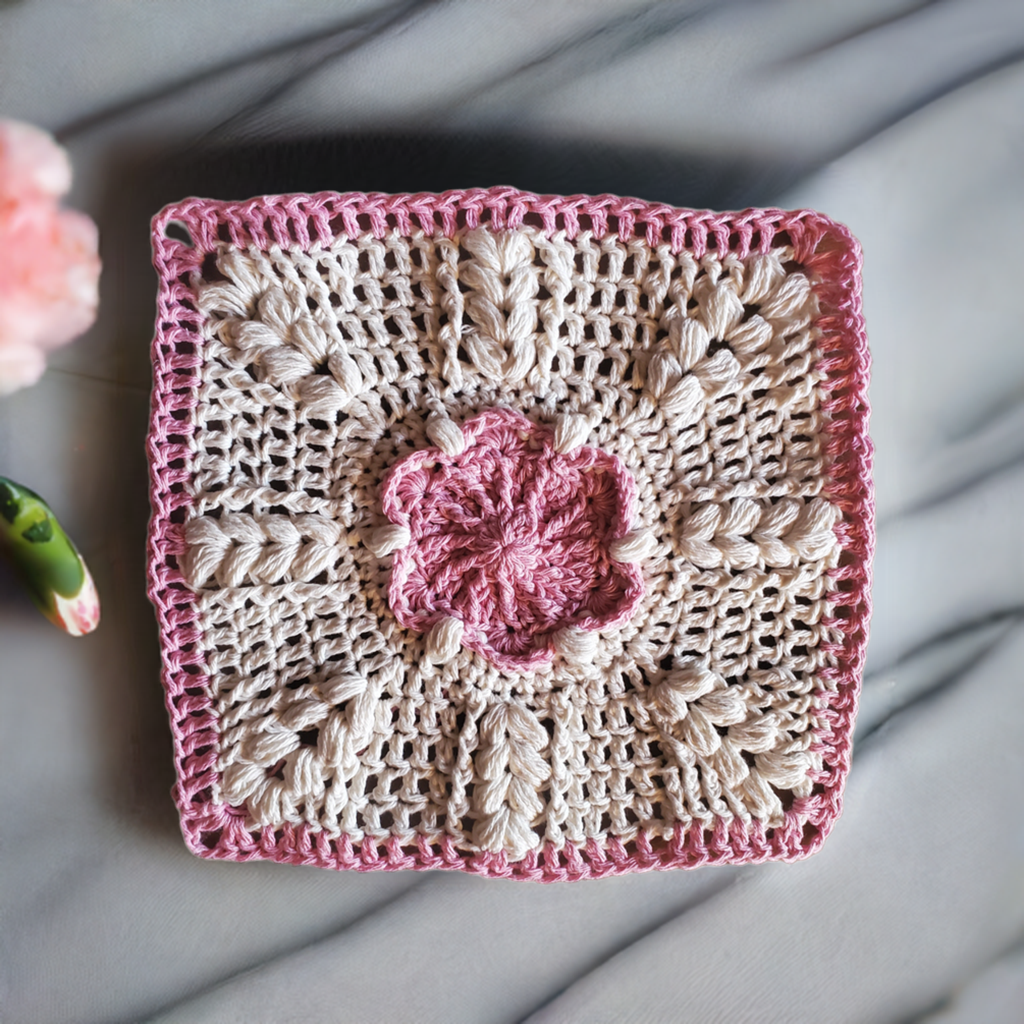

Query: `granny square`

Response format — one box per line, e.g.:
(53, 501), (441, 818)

(147, 187), (872, 880)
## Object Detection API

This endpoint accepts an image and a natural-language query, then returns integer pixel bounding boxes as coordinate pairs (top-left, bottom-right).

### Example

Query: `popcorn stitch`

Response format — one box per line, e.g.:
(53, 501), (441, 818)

(147, 187), (873, 879)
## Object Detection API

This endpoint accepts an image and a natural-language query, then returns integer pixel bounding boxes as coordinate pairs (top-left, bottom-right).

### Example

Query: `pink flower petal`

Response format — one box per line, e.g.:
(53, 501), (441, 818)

(0, 340), (46, 395)
(0, 121), (100, 394)
(0, 120), (72, 200)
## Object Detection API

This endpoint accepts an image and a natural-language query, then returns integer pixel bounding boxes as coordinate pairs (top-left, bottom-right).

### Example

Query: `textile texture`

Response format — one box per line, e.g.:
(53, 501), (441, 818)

(147, 187), (872, 881)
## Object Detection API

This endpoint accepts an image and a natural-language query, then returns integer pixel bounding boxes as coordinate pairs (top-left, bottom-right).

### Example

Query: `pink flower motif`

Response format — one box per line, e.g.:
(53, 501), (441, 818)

(380, 408), (645, 670)
(0, 120), (101, 395)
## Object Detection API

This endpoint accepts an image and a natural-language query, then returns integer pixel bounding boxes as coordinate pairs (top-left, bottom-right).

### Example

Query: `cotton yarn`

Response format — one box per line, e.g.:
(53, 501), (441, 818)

(147, 188), (872, 878)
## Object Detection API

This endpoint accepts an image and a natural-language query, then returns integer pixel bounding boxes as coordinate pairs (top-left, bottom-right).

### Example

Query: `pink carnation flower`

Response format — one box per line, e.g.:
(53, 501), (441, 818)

(0, 120), (100, 395)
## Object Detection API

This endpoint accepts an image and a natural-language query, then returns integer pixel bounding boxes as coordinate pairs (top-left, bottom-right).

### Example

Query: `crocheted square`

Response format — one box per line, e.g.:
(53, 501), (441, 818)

(147, 188), (872, 880)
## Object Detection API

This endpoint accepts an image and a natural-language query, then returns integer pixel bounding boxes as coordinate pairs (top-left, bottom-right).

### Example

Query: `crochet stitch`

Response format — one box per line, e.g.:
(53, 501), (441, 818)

(379, 407), (645, 671)
(147, 187), (873, 880)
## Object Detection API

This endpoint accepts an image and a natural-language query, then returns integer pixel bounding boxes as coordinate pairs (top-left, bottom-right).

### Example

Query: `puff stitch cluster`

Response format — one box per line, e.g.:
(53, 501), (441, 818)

(147, 187), (872, 880)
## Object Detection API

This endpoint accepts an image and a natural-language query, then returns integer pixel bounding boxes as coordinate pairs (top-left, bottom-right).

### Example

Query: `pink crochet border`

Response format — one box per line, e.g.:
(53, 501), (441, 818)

(147, 186), (873, 881)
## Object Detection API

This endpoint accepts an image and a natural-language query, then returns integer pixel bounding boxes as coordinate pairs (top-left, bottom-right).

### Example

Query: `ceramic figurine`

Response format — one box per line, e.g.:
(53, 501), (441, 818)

(0, 476), (99, 635)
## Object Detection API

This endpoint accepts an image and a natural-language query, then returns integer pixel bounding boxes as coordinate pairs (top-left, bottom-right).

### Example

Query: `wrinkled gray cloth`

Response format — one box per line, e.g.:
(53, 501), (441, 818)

(1, 2), (1023, 1022)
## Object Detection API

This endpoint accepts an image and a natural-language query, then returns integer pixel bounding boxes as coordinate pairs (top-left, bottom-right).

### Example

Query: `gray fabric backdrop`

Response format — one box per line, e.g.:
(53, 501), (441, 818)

(1, 2), (1023, 1021)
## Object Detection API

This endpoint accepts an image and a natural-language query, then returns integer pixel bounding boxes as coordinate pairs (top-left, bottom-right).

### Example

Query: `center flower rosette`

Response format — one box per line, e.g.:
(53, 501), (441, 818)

(375, 407), (647, 670)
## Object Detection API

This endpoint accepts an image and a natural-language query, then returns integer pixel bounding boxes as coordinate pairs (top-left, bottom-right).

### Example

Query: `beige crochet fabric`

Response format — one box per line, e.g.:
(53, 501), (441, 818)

(177, 219), (843, 866)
